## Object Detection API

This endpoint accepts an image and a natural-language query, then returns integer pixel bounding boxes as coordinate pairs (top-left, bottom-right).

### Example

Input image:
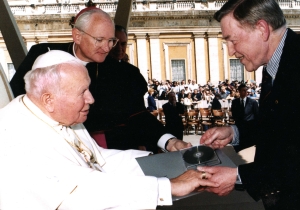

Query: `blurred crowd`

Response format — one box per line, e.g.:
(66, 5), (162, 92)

(146, 78), (261, 104)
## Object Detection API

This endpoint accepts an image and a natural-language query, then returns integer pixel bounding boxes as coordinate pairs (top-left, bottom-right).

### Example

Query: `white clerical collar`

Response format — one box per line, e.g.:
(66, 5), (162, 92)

(73, 43), (89, 66)
(22, 95), (61, 128)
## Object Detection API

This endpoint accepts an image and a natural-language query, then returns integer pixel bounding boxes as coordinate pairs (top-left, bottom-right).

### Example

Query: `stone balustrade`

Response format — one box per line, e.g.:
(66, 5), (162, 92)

(9, 0), (300, 16)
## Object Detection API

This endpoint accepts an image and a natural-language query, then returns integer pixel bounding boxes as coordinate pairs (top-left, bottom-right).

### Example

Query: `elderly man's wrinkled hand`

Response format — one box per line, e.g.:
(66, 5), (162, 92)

(198, 166), (236, 196)
(200, 127), (234, 149)
(167, 139), (192, 151)
(170, 169), (219, 197)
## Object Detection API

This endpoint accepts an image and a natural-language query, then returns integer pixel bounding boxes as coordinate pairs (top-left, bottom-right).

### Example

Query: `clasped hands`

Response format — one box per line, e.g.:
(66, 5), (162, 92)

(198, 126), (238, 196)
(170, 127), (238, 196)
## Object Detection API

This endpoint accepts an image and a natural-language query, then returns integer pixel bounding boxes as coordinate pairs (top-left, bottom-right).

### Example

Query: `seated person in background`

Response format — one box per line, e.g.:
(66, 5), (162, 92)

(184, 86), (191, 94)
(157, 81), (169, 99)
(247, 88), (257, 99)
(152, 80), (160, 98)
(189, 80), (199, 92)
(203, 89), (215, 102)
(9, 7), (189, 154)
(0, 51), (218, 210)
(163, 92), (185, 140)
(211, 93), (222, 110)
(147, 88), (157, 112)
(192, 89), (202, 101)
(177, 88), (186, 103)
(171, 81), (180, 94)
(183, 93), (193, 111)
(219, 86), (229, 99)
(178, 80), (186, 91)
(159, 90), (168, 100)
(225, 89), (236, 101)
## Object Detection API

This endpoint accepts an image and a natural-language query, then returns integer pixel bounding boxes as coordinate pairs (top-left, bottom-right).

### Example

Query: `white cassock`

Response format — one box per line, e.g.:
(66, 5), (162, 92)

(0, 95), (172, 210)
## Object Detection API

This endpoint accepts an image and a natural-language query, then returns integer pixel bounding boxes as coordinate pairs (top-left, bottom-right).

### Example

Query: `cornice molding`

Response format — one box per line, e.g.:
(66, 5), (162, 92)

(10, 7), (300, 33)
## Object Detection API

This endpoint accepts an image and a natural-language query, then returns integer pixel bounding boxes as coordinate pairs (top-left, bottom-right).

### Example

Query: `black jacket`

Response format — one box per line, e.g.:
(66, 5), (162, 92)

(237, 29), (300, 208)
(162, 102), (184, 140)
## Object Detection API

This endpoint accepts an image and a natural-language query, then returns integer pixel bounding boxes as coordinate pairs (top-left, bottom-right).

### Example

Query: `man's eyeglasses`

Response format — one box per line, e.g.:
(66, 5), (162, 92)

(78, 29), (119, 48)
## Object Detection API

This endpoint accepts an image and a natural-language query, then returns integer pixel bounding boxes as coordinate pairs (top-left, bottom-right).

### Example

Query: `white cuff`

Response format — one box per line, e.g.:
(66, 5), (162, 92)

(157, 134), (175, 151)
(157, 177), (172, 206)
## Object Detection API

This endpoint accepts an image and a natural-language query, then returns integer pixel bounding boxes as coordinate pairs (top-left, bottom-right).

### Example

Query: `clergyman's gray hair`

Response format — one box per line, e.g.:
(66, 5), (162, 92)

(74, 9), (113, 31)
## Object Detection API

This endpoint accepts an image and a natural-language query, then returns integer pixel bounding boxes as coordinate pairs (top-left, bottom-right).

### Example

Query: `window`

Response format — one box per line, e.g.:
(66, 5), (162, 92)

(171, 59), (186, 82)
(230, 59), (244, 82)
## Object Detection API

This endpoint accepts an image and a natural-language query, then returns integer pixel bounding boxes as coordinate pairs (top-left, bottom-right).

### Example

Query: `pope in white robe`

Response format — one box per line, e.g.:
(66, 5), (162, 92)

(0, 50), (217, 210)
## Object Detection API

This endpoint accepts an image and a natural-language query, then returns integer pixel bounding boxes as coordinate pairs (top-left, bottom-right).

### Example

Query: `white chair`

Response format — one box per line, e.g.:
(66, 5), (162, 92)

(0, 64), (14, 108)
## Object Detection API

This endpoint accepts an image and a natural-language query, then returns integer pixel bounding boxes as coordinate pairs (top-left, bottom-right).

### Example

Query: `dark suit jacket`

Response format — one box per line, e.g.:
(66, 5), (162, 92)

(231, 97), (259, 124)
(192, 92), (202, 101)
(147, 95), (157, 112)
(231, 97), (259, 151)
(237, 29), (300, 208)
(10, 42), (167, 153)
(211, 98), (222, 110)
(162, 102), (184, 140)
(177, 93), (186, 103)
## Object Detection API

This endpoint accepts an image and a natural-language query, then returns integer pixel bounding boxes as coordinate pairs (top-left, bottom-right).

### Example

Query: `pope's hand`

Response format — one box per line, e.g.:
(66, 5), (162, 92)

(170, 169), (219, 197)
(167, 139), (192, 151)
(200, 127), (234, 149)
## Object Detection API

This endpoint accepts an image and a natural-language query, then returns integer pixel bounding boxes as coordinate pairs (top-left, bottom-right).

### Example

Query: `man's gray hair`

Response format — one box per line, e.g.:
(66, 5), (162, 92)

(214, 0), (286, 30)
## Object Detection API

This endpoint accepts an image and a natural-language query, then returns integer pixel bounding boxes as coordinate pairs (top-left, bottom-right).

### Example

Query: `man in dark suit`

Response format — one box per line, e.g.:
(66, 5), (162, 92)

(200, 0), (300, 209)
(231, 84), (259, 151)
(211, 93), (222, 110)
(9, 7), (190, 153)
(191, 89), (202, 102)
(163, 92), (185, 140)
(177, 89), (186, 103)
(146, 89), (157, 112)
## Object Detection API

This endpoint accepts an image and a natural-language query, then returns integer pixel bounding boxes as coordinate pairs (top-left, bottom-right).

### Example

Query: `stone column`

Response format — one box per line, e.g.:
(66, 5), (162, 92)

(163, 43), (169, 81)
(194, 32), (207, 86)
(135, 33), (148, 81)
(207, 31), (220, 85)
(0, 48), (8, 78)
(0, 0), (27, 70)
(222, 41), (229, 81)
(148, 33), (161, 81)
(114, 0), (133, 30)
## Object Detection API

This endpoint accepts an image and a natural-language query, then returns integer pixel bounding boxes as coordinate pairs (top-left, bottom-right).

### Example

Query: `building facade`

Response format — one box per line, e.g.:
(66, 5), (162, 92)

(1, 0), (300, 85)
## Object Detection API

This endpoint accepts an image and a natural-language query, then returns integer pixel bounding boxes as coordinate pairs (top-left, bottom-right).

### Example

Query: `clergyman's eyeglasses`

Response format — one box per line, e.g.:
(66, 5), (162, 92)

(78, 28), (119, 48)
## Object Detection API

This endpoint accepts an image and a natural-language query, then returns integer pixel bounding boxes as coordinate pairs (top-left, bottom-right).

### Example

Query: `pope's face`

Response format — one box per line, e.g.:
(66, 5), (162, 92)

(53, 63), (94, 126)
(73, 13), (115, 63)
(220, 13), (268, 72)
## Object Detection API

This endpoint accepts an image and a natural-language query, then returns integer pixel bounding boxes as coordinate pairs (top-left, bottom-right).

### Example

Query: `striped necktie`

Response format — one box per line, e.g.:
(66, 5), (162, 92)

(260, 66), (272, 101)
